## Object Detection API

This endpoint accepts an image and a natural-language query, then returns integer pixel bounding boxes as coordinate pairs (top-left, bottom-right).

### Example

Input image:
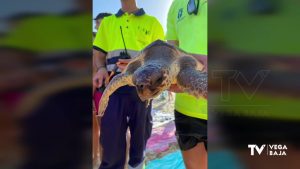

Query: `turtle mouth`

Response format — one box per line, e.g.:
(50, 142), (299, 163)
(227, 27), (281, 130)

(153, 90), (160, 96)
(138, 90), (161, 101)
(137, 87), (163, 101)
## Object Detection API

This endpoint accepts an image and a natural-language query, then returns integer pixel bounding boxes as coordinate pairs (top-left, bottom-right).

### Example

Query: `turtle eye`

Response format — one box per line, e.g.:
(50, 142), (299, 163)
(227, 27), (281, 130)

(156, 77), (163, 84)
(150, 76), (163, 90)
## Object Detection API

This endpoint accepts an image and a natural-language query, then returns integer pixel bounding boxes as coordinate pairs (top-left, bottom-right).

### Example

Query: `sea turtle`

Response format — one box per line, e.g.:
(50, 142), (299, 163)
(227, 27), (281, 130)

(98, 40), (207, 116)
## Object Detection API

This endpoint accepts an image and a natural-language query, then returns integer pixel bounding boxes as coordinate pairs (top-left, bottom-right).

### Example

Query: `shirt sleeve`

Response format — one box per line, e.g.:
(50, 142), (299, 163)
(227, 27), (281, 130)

(166, 0), (178, 41)
(93, 17), (109, 54)
(151, 18), (165, 41)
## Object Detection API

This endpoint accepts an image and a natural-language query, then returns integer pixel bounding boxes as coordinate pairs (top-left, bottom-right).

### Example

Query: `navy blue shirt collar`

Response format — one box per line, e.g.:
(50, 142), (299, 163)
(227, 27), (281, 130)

(115, 8), (146, 17)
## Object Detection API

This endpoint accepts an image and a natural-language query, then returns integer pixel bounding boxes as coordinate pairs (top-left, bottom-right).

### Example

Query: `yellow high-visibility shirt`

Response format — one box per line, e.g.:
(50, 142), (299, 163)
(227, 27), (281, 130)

(93, 8), (164, 72)
(166, 0), (207, 120)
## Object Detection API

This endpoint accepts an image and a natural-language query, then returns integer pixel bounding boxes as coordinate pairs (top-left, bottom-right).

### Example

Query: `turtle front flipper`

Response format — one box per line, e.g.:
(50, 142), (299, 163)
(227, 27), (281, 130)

(97, 73), (133, 116)
(176, 68), (207, 99)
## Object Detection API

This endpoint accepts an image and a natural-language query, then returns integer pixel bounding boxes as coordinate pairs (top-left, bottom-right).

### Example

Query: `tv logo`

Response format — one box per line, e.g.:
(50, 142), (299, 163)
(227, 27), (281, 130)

(248, 144), (287, 156)
(248, 144), (266, 156)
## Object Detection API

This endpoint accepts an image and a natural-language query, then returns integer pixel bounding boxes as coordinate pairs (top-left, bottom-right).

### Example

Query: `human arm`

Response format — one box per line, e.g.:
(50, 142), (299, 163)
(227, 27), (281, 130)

(93, 49), (109, 88)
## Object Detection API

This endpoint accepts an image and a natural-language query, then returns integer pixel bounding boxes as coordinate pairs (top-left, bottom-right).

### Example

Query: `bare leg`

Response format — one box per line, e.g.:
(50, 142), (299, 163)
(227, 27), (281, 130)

(92, 111), (100, 168)
(124, 130), (131, 169)
(181, 142), (207, 169)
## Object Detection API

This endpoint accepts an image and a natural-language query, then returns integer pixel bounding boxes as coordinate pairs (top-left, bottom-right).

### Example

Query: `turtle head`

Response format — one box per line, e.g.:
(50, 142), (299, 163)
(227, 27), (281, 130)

(133, 64), (171, 101)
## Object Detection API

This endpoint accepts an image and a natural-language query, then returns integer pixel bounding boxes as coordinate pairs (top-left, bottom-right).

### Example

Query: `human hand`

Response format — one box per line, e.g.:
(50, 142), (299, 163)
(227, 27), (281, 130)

(93, 67), (109, 88)
(117, 59), (132, 71)
(168, 84), (183, 93)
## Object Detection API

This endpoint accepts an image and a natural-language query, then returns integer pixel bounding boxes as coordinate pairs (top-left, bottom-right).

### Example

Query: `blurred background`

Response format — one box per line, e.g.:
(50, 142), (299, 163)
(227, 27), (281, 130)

(208, 0), (300, 169)
(0, 0), (92, 169)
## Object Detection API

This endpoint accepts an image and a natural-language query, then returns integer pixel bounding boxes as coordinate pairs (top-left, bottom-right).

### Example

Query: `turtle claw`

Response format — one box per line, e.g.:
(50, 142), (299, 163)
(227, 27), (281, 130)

(145, 99), (151, 108)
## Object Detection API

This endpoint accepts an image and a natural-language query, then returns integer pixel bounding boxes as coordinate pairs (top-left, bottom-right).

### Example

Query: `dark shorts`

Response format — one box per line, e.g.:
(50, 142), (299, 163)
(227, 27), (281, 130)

(174, 110), (207, 151)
